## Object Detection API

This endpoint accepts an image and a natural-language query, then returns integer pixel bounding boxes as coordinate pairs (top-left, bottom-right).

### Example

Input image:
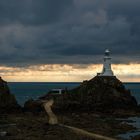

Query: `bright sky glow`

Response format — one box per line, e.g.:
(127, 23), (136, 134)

(1, 64), (140, 82)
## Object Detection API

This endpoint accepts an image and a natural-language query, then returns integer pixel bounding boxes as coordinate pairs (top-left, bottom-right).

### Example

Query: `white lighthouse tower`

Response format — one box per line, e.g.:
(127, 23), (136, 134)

(99, 49), (114, 76)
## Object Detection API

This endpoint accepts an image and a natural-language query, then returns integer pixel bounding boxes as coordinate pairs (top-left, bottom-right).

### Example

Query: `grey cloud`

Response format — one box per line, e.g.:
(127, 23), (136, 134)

(0, 0), (73, 25)
(0, 0), (139, 66)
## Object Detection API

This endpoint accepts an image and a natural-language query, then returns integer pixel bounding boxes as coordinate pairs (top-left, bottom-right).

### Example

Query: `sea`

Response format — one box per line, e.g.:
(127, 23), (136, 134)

(7, 82), (140, 139)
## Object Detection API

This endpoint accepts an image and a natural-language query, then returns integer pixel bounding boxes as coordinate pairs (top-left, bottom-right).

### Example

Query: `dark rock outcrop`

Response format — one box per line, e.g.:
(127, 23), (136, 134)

(0, 77), (21, 113)
(24, 99), (43, 113)
(25, 76), (138, 114)
(24, 76), (138, 116)
(66, 76), (137, 111)
(132, 134), (140, 140)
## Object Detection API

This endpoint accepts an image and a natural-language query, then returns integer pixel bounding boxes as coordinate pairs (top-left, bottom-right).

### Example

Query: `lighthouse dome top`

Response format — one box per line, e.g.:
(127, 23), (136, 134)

(105, 49), (110, 56)
(105, 49), (110, 53)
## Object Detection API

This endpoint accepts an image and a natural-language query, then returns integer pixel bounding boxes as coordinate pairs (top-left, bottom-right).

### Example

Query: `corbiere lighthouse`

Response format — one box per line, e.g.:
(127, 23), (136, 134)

(98, 49), (114, 76)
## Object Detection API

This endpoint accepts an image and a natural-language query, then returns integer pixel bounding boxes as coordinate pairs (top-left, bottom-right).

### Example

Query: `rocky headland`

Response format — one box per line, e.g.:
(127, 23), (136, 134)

(0, 76), (140, 140)
(0, 77), (21, 114)
(29, 76), (138, 116)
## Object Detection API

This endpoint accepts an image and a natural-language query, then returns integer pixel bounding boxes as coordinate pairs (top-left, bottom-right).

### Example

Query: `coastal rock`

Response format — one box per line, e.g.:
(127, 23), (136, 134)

(132, 134), (140, 140)
(136, 105), (140, 113)
(70, 76), (137, 110)
(24, 99), (43, 113)
(28, 76), (138, 114)
(0, 77), (10, 94)
(45, 76), (138, 113)
(0, 77), (21, 113)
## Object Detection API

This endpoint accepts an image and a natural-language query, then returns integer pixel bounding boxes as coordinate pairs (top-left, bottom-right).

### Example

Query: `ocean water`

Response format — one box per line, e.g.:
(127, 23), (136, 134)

(8, 82), (140, 106)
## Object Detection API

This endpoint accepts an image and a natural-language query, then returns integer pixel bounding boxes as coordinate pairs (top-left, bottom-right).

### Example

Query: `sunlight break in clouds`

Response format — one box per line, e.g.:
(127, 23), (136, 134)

(0, 64), (140, 82)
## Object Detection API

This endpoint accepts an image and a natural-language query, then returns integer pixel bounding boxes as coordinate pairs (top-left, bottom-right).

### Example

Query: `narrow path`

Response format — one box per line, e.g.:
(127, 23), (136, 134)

(42, 99), (118, 140)
(59, 124), (117, 140)
(42, 99), (58, 125)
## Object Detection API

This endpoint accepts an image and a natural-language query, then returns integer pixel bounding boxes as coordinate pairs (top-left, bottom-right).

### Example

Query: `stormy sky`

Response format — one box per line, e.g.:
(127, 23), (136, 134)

(0, 0), (140, 81)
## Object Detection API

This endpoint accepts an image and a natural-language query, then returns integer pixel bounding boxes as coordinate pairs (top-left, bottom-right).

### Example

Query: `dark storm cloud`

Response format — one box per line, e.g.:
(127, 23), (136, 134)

(0, 0), (73, 25)
(0, 0), (139, 66)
